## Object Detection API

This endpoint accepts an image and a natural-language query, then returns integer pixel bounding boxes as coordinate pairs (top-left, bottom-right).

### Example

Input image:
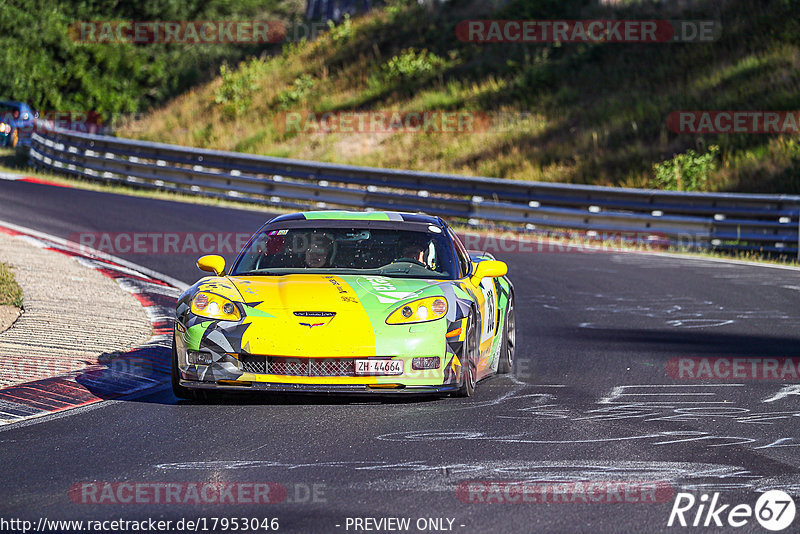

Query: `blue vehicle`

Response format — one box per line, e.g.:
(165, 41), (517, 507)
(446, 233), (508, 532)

(0, 101), (36, 148)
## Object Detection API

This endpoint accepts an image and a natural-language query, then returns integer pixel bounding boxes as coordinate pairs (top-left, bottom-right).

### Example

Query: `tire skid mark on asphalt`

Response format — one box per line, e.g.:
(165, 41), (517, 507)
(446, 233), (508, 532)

(368, 382), (800, 471)
(569, 290), (800, 331)
(152, 458), (800, 495)
(764, 385), (800, 403)
(0, 223), (179, 426)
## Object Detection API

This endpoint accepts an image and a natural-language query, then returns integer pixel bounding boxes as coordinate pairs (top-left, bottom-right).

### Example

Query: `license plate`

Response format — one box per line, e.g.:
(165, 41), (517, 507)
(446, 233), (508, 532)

(355, 359), (403, 376)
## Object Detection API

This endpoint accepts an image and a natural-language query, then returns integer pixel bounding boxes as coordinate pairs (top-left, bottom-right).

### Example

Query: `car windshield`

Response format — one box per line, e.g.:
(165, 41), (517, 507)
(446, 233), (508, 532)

(0, 104), (20, 122)
(232, 227), (457, 279)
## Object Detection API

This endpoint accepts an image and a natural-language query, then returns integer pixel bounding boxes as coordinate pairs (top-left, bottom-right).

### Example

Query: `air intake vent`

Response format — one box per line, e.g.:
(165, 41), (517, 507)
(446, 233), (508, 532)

(238, 355), (354, 376)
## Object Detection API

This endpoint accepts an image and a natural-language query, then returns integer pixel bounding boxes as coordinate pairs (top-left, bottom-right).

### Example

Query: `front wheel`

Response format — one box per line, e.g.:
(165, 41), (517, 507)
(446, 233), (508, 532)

(497, 293), (515, 374)
(456, 316), (478, 397)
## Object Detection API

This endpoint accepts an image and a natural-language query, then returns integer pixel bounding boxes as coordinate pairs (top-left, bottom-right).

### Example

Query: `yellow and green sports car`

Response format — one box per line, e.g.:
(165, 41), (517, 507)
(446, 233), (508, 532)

(172, 211), (515, 398)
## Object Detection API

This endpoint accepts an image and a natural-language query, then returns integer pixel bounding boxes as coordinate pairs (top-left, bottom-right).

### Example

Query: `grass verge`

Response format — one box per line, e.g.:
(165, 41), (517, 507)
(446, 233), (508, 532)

(0, 263), (22, 308)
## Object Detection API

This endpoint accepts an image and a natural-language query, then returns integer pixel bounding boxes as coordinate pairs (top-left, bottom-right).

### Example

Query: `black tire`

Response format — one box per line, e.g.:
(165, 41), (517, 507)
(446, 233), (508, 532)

(456, 315), (478, 397)
(497, 293), (515, 374)
(171, 334), (197, 400)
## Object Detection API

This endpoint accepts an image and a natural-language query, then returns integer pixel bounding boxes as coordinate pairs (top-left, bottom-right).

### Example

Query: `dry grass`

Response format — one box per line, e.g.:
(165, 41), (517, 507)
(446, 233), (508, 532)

(117, 0), (800, 193)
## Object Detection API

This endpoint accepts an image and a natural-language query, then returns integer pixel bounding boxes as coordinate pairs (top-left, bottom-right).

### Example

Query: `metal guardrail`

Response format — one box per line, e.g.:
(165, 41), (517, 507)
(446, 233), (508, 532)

(28, 121), (800, 257)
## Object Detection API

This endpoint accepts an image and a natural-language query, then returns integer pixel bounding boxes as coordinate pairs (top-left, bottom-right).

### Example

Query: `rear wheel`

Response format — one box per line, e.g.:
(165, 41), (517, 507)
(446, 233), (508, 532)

(171, 334), (197, 400)
(456, 316), (478, 397)
(497, 293), (515, 374)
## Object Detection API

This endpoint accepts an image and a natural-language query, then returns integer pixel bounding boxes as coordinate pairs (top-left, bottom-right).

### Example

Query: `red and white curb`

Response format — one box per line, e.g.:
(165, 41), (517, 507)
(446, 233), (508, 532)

(0, 170), (71, 188)
(0, 220), (185, 426)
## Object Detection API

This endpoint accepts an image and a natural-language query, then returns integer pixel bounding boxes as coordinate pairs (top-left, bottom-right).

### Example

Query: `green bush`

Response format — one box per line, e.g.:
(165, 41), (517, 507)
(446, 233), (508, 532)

(0, 0), (297, 116)
(652, 146), (721, 191)
(366, 48), (447, 95)
(277, 74), (316, 110)
(381, 48), (445, 82)
(327, 14), (352, 44)
(214, 58), (266, 117)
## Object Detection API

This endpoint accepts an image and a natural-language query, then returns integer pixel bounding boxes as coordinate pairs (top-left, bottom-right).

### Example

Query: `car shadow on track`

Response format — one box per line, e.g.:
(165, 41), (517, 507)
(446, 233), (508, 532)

(176, 392), (446, 406)
(123, 386), (448, 406)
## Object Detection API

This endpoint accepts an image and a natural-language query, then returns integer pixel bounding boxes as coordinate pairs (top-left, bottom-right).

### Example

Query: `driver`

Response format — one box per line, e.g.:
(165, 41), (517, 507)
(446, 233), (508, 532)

(398, 236), (430, 265)
(304, 233), (335, 268)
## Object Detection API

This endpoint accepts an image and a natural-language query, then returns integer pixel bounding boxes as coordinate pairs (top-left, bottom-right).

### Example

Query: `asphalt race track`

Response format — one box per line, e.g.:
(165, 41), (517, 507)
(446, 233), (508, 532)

(1, 179), (799, 533)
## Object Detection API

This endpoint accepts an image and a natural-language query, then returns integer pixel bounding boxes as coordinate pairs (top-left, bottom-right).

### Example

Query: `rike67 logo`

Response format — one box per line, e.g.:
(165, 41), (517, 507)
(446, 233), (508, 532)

(668, 490), (796, 531)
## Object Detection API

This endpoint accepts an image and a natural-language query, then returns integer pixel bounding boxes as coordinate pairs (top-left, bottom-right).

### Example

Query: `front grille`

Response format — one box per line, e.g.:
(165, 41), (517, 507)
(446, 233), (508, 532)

(240, 356), (266, 374)
(311, 359), (355, 376)
(271, 358), (308, 376)
(239, 356), (354, 377)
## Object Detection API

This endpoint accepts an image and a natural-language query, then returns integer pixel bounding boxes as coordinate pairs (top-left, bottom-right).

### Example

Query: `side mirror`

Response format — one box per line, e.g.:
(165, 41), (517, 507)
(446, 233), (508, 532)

(470, 260), (507, 286)
(197, 255), (226, 276)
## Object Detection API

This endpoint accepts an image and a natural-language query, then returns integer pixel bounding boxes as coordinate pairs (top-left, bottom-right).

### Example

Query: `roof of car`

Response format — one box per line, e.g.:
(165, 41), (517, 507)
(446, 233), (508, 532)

(0, 101), (28, 109)
(269, 211), (443, 226)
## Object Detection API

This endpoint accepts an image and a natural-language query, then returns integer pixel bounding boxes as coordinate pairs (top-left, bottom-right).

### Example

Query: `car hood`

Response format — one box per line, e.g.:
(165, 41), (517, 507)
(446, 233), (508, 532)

(223, 274), (447, 358)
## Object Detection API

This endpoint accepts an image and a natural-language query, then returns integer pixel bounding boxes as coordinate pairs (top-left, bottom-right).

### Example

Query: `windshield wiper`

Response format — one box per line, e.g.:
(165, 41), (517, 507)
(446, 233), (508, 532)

(233, 270), (283, 276)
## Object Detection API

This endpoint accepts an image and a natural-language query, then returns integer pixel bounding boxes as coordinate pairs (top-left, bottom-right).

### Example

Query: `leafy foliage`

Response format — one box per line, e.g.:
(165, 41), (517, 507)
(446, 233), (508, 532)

(652, 146), (720, 191)
(277, 74), (316, 110)
(327, 14), (352, 44)
(0, 0), (298, 116)
(215, 58), (267, 117)
(379, 48), (445, 83)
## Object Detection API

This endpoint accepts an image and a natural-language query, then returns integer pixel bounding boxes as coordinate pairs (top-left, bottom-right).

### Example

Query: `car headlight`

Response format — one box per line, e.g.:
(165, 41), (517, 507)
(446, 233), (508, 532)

(386, 297), (447, 324)
(190, 292), (241, 321)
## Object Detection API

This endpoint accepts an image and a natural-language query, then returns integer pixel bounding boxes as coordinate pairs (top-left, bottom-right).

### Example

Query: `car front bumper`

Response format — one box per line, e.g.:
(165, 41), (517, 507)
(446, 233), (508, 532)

(178, 378), (459, 395)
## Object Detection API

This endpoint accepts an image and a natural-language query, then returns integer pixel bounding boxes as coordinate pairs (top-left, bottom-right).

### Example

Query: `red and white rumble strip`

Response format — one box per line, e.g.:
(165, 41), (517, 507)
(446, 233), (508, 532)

(0, 221), (182, 426)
